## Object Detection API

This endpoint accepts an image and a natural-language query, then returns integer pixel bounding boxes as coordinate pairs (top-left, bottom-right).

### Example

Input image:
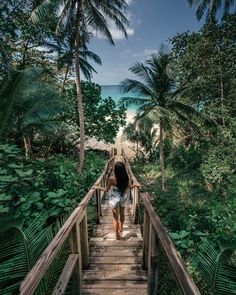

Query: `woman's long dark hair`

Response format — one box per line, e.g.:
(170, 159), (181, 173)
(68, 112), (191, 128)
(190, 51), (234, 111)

(114, 161), (129, 196)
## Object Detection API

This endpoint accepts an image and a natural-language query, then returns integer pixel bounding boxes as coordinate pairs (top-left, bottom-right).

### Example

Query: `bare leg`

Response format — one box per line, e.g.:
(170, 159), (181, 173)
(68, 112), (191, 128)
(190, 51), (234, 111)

(119, 207), (125, 233)
(112, 208), (120, 240)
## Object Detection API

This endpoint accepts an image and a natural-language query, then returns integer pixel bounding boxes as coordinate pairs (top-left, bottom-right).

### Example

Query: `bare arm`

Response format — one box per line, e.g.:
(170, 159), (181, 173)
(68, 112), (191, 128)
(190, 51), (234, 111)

(93, 177), (113, 192)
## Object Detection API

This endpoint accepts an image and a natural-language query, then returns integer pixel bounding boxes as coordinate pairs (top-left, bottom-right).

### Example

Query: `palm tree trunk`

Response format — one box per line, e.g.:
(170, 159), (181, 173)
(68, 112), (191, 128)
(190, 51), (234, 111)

(159, 122), (167, 191)
(23, 135), (32, 159)
(61, 63), (70, 93)
(75, 3), (85, 173)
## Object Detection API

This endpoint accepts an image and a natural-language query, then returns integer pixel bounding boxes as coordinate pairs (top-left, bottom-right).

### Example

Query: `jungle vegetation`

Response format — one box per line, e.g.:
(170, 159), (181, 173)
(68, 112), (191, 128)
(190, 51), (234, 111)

(0, 0), (235, 294)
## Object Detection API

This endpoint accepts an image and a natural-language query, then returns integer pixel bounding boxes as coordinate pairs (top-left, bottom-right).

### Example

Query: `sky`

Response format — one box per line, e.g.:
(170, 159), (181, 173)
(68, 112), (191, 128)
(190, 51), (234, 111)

(87, 0), (205, 85)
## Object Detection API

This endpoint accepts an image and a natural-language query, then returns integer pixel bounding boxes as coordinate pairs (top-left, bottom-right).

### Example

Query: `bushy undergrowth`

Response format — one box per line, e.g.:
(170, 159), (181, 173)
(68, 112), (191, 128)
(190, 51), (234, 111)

(0, 143), (106, 223)
(133, 142), (236, 293)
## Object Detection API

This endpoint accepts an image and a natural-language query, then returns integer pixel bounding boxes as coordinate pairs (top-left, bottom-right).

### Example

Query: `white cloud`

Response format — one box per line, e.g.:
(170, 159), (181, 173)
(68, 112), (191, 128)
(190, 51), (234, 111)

(126, 0), (134, 5)
(132, 48), (158, 58)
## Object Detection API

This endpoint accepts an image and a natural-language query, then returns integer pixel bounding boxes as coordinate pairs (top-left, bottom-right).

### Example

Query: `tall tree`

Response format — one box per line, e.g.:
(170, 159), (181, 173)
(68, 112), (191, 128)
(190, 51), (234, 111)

(187, 0), (235, 20)
(32, 0), (129, 172)
(121, 49), (200, 191)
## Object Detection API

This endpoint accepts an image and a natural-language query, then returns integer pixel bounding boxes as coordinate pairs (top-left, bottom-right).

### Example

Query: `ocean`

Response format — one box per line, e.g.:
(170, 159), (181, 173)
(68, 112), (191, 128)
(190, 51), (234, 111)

(101, 85), (137, 112)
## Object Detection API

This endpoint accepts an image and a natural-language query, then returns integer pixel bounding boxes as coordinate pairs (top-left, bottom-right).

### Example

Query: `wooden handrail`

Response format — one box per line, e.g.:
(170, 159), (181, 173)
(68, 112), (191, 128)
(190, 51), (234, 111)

(20, 156), (114, 295)
(124, 156), (201, 295)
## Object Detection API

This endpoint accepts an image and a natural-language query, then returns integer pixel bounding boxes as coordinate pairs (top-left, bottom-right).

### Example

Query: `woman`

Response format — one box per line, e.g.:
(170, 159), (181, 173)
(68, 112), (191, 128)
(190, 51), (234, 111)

(93, 161), (140, 240)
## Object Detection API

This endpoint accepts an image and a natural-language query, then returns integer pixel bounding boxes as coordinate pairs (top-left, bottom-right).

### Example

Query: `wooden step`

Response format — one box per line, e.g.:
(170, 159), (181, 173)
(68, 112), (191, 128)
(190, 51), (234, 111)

(90, 256), (142, 264)
(83, 270), (147, 281)
(90, 248), (142, 257)
(82, 280), (147, 289)
(82, 288), (147, 295)
(89, 240), (143, 247)
(93, 224), (140, 230)
(87, 264), (143, 271)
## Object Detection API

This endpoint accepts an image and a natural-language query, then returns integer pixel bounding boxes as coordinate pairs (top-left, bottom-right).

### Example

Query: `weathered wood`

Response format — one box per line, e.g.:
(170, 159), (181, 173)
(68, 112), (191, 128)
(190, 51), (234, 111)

(89, 256), (142, 264)
(95, 190), (100, 224)
(82, 290), (145, 295)
(148, 225), (158, 295)
(141, 192), (201, 295)
(52, 254), (78, 295)
(70, 221), (82, 295)
(89, 240), (143, 247)
(81, 211), (89, 269)
(83, 270), (147, 281)
(90, 248), (142, 257)
(133, 187), (139, 224)
(83, 280), (148, 289)
(88, 264), (143, 271)
(142, 207), (150, 270)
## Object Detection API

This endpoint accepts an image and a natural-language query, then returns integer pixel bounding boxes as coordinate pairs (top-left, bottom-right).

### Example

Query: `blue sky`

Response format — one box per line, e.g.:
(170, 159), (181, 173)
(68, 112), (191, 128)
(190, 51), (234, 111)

(87, 0), (205, 85)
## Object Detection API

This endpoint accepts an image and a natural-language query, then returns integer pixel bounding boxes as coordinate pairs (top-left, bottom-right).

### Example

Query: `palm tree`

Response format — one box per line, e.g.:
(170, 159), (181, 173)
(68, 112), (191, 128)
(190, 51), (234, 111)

(187, 0), (235, 20)
(121, 49), (200, 191)
(32, 0), (129, 172)
(56, 29), (102, 93)
(0, 68), (65, 158)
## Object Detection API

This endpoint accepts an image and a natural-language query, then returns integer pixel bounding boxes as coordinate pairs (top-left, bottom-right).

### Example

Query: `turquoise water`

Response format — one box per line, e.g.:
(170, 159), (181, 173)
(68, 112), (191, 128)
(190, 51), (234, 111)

(101, 85), (137, 111)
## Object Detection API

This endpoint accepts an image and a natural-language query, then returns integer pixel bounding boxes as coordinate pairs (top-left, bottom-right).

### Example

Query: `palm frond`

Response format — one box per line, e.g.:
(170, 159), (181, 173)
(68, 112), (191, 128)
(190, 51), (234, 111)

(121, 79), (153, 97)
(119, 96), (149, 107)
(31, 0), (61, 23)
(192, 241), (236, 294)
(84, 1), (114, 44)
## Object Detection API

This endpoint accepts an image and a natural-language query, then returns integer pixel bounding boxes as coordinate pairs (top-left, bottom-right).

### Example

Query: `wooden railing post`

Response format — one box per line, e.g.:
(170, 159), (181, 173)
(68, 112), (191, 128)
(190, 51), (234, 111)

(95, 190), (101, 224)
(70, 221), (82, 295)
(148, 225), (159, 295)
(134, 187), (139, 224)
(142, 207), (150, 270)
(80, 210), (89, 269)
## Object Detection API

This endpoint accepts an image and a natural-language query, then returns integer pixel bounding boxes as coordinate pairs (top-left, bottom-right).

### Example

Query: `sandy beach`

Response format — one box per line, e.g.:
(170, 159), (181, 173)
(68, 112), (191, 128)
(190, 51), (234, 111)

(86, 110), (136, 158)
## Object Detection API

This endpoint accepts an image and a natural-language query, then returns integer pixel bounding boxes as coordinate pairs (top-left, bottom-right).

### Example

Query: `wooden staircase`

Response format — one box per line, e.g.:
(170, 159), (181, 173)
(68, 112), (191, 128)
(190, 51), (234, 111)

(20, 150), (201, 295)
(82, 205), (147, 294)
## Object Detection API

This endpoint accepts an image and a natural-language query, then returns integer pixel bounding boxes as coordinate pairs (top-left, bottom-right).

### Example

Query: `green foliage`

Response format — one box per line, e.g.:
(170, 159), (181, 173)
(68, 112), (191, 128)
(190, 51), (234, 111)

(0, 143), (106, 221)
(0, 212), (69, 295)
(63, 81), (127, 144)
(0, 68), (66, 150)
(192, 241), (236, 294)
(200, 129), (236, 194)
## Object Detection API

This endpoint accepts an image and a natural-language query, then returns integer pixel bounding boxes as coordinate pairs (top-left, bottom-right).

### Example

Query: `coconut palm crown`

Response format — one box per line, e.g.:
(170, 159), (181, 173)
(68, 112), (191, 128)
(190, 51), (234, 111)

(187, 0), (236, 21)
(120, 48), (199, 191)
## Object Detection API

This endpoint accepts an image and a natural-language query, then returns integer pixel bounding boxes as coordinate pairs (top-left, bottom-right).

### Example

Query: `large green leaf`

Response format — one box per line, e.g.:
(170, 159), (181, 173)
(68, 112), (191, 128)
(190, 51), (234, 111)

(192, 241), (236, 294)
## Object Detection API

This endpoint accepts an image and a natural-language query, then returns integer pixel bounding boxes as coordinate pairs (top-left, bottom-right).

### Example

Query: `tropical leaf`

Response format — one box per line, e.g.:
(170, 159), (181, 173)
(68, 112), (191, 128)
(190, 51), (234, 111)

(192, 241), (236, 294)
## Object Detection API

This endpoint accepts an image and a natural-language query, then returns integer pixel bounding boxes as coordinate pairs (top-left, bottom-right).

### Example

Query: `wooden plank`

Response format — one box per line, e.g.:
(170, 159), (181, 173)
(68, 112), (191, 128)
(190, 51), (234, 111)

(83, 270), (147, 281)
(90, 256), (142, 264)
(81, 211), (89, 269)
(142, 208), (150, 270)
(82, 288), (147, 295)
(52, 254), (78, 295)
(141, 192), (201, 295)
(70, 221), (82, 295)
(87, 264), (143, 271)
(92, 224), (140, 230)
(89, 240), (142, 247)
(148, 226), (158, 295)
(82, 280), (147, 289)
(90, 249), (142, 257)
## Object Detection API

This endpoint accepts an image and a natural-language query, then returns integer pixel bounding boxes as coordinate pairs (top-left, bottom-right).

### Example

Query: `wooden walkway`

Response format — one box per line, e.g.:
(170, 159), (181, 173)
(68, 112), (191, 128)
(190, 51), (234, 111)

(20, 150), (201, 295)
(82, 205), (147, 294)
